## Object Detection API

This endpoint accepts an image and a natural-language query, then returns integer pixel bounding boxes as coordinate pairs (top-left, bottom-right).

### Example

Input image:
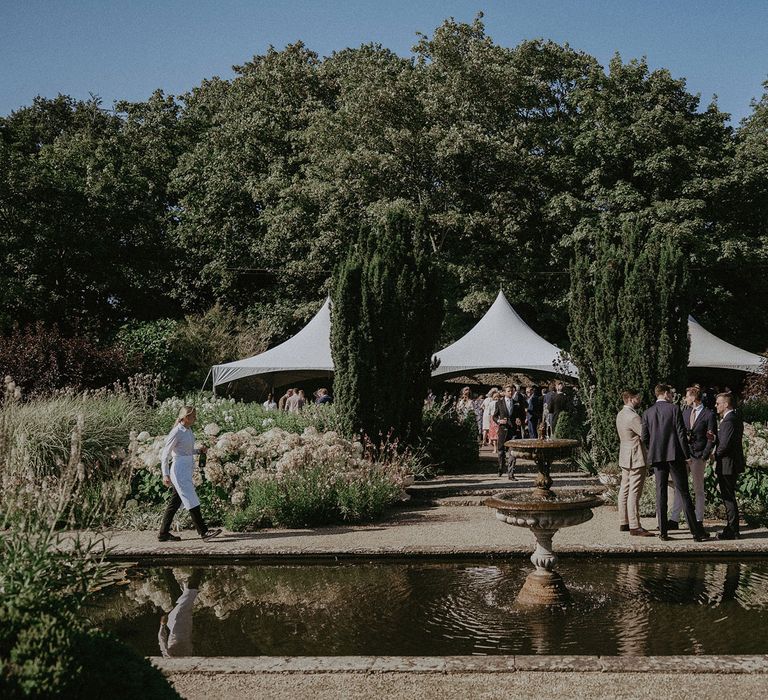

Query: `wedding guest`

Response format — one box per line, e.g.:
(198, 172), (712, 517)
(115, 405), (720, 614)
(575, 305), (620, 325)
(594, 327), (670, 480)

(511, 384), (527, 434)
(482, 389), (498, 446)
(616, 389), (653, 536)
(456, 386), (474, 417)
(526, 385), (543, 438)
(714, 392), (745, 540)
(549, 381), (568, 435)
(487, 389), (500, 453)
(158, 406), (221, 542)
(315, 387), (332, 405)
(286, 389), (304, 413)
(668, 386), (715, 532)
(542, 382), (556, 437)
(473, 393), (485, 442)
(641, 384), (710, 542)
(424, 390), (436, 409)
(492, 385), (519, 480)
(278, 388), (294, 411)
(262, 393), (278, 411)
(702, 386), (717, 411)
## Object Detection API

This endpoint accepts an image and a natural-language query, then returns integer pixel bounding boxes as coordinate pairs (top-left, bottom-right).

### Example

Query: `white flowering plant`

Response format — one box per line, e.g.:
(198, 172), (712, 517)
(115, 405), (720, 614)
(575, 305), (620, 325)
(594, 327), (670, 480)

(744, 422), (768, 469)
(127, 415), (415, 528)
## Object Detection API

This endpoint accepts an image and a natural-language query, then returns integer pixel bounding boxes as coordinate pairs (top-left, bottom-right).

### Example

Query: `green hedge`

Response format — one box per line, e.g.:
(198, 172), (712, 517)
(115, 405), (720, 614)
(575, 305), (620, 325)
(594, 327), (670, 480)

(0, 523), (179, 699)
(420, 405), (479, 474)
(224, 464), (402, 530)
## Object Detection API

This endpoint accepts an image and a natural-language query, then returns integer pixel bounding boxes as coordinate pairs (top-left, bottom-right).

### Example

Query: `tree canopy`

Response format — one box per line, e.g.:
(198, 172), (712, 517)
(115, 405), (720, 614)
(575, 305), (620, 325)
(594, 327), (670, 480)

(2, 16), (767, 368)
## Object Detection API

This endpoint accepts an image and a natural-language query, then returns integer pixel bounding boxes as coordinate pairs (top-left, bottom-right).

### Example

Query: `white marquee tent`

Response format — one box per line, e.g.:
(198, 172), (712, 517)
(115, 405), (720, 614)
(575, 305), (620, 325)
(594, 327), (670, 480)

(211, 298), (333, 390)
(210, 295), (764, 390)
(688, 316), (764, 373)
(432, 291), (577, 378)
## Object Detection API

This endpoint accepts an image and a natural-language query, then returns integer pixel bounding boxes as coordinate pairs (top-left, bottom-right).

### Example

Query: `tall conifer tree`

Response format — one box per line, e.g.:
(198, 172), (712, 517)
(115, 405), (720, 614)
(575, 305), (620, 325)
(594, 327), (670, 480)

(568, 217), (690, 465)
(331, 202), (443, 446)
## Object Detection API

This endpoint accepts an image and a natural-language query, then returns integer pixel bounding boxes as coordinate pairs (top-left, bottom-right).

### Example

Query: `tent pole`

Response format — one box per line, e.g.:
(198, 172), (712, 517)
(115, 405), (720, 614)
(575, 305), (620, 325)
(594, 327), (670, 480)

(202, 369), (213, 394)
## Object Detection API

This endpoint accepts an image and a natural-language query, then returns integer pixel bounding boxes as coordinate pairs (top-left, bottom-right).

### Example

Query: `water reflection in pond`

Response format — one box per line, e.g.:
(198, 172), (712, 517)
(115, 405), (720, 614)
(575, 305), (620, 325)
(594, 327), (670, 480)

(90, 559), (768, 657)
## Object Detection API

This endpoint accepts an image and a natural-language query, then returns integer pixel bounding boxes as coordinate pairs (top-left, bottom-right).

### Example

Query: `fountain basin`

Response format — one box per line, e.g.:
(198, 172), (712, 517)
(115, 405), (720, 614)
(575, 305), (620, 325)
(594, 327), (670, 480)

(487, 492), (605, 522)
(504, 438), (580, 462)
(486, 492), (604, 606)
(503, 438), (580, 496)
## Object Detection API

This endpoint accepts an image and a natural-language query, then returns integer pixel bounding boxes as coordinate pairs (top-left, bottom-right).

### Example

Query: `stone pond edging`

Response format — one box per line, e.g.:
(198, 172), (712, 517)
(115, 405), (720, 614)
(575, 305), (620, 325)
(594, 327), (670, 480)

(151, 655), (768, 675)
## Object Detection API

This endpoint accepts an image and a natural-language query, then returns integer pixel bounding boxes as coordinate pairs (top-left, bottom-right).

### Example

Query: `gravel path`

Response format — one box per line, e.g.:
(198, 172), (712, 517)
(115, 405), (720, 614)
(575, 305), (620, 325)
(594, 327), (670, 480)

(167, 670), (768, 700)
(103, 504), (768, 558)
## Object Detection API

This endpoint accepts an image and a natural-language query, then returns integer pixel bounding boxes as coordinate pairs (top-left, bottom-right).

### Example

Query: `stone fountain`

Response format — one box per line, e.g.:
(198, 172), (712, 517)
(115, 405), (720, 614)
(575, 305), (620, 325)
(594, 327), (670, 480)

(485, 438), (603, 605)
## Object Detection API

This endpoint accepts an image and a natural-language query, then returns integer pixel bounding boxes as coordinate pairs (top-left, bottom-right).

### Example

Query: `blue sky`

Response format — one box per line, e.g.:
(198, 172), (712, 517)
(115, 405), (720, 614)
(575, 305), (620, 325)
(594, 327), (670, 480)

(2, 0), (767, 124)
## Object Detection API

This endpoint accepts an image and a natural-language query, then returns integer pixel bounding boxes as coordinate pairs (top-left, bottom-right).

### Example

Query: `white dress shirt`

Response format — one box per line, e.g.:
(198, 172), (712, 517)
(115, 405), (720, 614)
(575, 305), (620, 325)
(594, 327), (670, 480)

(160, 424), (198, 478)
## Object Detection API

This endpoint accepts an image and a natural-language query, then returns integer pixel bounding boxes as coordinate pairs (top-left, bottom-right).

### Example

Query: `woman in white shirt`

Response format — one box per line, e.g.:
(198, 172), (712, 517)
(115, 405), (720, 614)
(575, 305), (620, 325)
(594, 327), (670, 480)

(158, 405), (221, 542)
(262, 393), (278, 411)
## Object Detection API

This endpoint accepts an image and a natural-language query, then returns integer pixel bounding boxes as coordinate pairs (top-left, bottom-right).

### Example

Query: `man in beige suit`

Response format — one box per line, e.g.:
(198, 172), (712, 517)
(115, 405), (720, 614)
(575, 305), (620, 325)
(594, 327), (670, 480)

(616, 389), (654, 536)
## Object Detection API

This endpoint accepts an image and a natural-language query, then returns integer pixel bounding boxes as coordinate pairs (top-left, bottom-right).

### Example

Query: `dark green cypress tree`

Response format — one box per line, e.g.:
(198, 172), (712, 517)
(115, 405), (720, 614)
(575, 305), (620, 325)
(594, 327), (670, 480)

(568, 217), (691, 466)
(331, 202), (443, 447)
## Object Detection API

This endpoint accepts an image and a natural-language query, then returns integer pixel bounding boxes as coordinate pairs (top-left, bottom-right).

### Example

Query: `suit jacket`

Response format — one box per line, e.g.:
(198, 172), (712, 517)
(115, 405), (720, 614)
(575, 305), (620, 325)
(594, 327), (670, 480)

(493, 397), (522, 444)
(511, 391), (527, 422)
(715, 411), (745, 476)
(549, 392), (568, 430)
(526, 393), (543, 421)
(616, 405), (648, 469)
(641, 399), (690, 464)
(681, 404), (716, 460)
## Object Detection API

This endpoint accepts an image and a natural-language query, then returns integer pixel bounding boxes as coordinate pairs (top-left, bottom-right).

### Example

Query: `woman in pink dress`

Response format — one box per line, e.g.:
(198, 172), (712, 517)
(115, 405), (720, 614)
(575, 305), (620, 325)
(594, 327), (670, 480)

(487, 389), (500, 453)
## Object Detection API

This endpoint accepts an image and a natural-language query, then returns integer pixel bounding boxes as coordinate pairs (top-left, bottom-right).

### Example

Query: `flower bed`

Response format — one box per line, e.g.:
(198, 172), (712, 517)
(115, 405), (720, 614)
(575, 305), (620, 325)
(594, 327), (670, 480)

(128, 424), (411, 529)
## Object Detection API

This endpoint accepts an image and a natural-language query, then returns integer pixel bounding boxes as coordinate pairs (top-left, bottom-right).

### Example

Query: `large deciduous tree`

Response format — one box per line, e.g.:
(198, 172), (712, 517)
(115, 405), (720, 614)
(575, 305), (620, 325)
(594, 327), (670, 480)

(0, 93), (183, 334)
(331, 203), (443, 446)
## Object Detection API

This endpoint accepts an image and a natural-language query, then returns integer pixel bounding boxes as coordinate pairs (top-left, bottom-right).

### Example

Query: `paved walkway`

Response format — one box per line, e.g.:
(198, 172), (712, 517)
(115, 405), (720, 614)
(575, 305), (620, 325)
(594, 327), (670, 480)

(102, 471), (767, 559)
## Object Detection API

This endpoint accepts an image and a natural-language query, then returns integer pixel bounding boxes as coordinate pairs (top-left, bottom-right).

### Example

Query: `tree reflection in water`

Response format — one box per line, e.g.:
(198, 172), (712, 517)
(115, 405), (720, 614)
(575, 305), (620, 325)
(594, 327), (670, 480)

(90, 559), (768, 657)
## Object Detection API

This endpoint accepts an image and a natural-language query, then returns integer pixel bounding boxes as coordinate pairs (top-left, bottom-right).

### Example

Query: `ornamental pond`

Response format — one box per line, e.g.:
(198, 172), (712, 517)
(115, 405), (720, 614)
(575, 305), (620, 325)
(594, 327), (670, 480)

(90, 558), (768, 657)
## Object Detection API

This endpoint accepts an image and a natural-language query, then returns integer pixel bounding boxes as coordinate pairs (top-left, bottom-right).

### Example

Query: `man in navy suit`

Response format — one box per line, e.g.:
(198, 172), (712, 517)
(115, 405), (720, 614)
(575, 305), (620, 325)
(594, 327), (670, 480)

(493, 385), (522, 480)
(641, 383), (710, 542)
(668, 386), (716, 532)
(714, 392), (745, 540)
(525, 385), (543, 438)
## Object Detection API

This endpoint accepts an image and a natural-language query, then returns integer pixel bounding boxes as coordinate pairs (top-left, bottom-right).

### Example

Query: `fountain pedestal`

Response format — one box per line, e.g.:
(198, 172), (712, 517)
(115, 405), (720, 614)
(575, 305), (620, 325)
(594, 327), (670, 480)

(487, 439), (602, 605)
(518, 528), (566, 605)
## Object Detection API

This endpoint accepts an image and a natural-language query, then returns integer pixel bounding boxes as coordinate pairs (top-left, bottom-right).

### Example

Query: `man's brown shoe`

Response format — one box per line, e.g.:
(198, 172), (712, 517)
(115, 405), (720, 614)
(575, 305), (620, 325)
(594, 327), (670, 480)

(630, 528), (654, 537)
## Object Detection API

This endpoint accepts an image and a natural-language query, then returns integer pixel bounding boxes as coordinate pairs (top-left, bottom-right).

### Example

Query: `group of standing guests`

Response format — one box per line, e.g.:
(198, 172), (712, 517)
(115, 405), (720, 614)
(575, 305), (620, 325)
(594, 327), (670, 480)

(616, 384), (744, 542)
(263, 387), (333, 413)
(453, 382), (570, 479)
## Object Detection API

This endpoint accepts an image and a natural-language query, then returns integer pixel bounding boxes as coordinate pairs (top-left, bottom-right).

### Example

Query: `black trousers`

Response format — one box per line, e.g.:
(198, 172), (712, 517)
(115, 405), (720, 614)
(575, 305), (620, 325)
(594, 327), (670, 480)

(717, 471), (740, 534)
(654, 460), (699, 536)
(159, 485), (207, 536)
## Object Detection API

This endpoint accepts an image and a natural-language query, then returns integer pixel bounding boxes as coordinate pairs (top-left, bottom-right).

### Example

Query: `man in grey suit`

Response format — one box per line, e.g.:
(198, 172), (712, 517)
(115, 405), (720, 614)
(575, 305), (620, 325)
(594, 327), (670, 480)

(641, 383), (710, 542)
(616, 389), (654, 536)
(714, 392), (745, 540)
(668, 385), (717, 531)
